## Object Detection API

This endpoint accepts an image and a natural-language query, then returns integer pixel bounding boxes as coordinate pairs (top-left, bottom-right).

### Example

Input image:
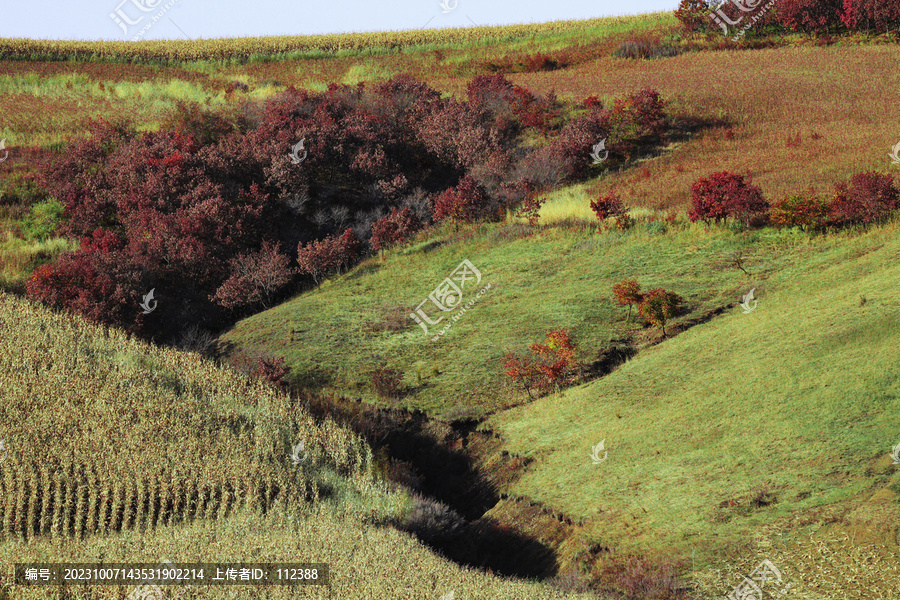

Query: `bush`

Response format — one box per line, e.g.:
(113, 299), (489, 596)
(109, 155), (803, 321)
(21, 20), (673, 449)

(612, 278), (644, 321)
(296, 228), (361, 286)
(465, 73), (562, 136)
(770, 193), (830, 231)
(615, 214), (634, 231)
(777, 0), (846, 32)
(397, 495), (467, 543)
(639, 288), (683, 337)
(160, 100), (246, 145)
(20, 197), (64, 241)
(590, 193), (626, 230)
(503, 353), (542, 400)
(26, 250), (146, 333)
(675, 0), (713, 32)
(612, 38), (681, 60)
(370, 207), (423, 256)
(515, 186), (545, 226)
(251, 356), (291, 391)
(688, 171), (768, 227)
(504, 329), (579, 398)
(828, 171), (899, 227)
(581, 95), (603, 111)
(607, 88), (668, 148)
(211, 241), (296, 311)
(595, 555), (688, 600)
(431, 176), (491, 227)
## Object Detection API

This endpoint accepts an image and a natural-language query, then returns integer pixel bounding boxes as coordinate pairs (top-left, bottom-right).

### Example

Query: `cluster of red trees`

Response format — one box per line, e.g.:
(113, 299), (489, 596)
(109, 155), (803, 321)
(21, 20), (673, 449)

(676, 0), (900, 35)
(612, 279), (683, 337)
(682, 170), (898, 232)
(25, 75), (672, 342)
(523, 88), (668, 188)
(771, 171), (899, 231)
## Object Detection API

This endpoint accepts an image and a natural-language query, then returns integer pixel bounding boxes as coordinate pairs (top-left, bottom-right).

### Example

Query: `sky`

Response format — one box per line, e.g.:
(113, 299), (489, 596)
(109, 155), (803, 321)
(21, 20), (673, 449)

(0, 0), (676, 41)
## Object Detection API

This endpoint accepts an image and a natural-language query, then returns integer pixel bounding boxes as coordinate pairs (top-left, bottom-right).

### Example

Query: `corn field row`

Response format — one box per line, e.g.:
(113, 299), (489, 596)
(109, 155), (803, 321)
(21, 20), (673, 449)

(0, 15), (661, 65)
(0, 460), (321, 542)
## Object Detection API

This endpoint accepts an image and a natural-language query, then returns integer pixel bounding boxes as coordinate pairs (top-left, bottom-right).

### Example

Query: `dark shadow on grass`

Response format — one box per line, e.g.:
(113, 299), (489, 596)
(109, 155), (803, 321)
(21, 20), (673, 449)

(302, 395), (558, 579)
(584, 340), (637, 380)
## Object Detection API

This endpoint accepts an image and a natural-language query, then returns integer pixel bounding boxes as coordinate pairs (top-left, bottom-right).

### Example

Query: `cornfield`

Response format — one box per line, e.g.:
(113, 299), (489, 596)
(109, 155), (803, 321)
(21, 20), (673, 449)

(0, 290), (373, 541)
(0, 14), (668, 65)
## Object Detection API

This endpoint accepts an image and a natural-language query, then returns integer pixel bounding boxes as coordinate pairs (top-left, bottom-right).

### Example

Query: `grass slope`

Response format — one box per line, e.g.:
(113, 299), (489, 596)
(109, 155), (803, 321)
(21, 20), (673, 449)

(485, 221), (900, 597)
(223, 216), (900, 597)
(221, 217), (799, 414)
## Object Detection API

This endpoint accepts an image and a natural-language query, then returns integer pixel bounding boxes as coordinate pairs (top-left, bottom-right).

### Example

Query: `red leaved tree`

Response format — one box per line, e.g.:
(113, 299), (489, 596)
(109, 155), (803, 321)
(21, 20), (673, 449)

(370, 207), (423, 259)
(828, 171), (899, 227)
(675, 0), (714, 32)
(502, 354), (543, 400)
(336, 228), (361, 272)
(770, 193), (830, 231)
(252, 356), (291, 391)
(590, 193), (627, 231)
(841, 0), (900, 32)
(297, 236), (337, 286)
(432, 176), (491, 229)
(211, 241), (296, 310)
(689, 171), (767, 227)
(504, 329), (580, 398)
(777, 0), (845, 32)
(296, 227), (362, 286)
(26, 250), (147, 333)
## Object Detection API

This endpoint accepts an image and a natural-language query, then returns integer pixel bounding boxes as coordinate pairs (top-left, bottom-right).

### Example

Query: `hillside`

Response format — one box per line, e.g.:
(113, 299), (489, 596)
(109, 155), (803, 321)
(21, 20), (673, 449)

(0, 290), (593, 599)
(2, 8), (900, 600)
(222, 205), (900, 598)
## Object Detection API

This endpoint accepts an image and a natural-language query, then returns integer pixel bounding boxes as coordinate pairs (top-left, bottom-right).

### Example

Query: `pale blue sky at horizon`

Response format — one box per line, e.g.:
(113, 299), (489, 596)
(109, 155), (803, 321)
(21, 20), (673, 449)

(1, 0), (676, 41)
